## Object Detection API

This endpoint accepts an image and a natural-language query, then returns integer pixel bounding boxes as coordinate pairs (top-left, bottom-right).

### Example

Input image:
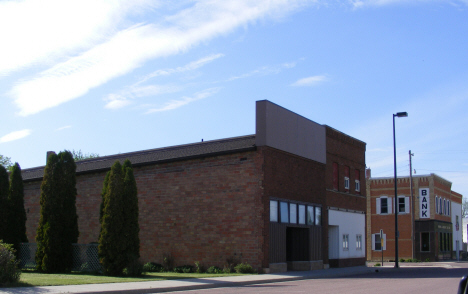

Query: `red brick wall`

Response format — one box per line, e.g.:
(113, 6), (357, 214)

(260, 146), (327, 264)
(23, 151), (266, 270)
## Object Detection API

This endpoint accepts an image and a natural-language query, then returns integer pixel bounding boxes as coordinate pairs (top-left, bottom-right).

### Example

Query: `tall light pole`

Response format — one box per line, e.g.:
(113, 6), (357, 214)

(393, 111), (408, 269)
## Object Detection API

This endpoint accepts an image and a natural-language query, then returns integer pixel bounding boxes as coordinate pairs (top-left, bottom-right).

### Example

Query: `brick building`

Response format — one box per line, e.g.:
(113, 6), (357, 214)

(366, 172), (463, 262)
(21, 100), (366, 272)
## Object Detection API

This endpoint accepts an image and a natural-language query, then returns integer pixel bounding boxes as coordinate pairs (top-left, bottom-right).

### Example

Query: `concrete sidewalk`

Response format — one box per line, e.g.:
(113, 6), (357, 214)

(1, 266), (382, 294)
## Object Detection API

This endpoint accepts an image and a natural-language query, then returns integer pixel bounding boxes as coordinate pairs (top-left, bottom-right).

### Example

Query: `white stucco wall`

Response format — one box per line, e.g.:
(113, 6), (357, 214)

(328, 209), (366, 259)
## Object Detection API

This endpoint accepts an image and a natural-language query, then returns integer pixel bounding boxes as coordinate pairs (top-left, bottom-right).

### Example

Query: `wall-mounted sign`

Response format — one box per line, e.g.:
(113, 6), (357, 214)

(419, 188), (430, 218)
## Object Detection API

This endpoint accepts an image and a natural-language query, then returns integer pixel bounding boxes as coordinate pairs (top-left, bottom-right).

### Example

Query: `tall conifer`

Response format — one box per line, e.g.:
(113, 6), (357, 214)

(122, 160), (140, 262)
(0, 165), (9, 241)
(35, 151), (79, 273)
(6, 163), (28, 254)
(99, 160), (139, 276)
(99, 161), (127, 275)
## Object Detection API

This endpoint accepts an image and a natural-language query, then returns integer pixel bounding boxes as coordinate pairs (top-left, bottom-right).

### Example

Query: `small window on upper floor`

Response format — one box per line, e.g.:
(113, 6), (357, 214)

(377, 196), (390, 214)
(355, 169), (360, 193)
(344, 177), (350, 190)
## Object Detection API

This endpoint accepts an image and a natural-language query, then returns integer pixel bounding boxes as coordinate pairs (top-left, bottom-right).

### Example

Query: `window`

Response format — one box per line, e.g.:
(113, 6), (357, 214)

(439, 198), (443, 214)
(344, 177), (350, 190)
(355, 169), (360, 193)
(315, 206), (322, 226)
(398, 196), (409, 214)
(444, 199), (446, 215)
(372, 233), (386, 251)
(343, 234), (349, 250)
(435, 196), (438, 214)
(270, 200), (278, 222)
(421, 232), (430, 252)
(333, 162), (339, 190)
(344, 166), (350, 191)
(280, 202), (289, 223)
(290, 203), (297, 224)
(448, 200), (450, 216)
(307, 206), (314, 225)
(298, 205), (306, 224)
(356, 235), (362, 250)
(377, 196), (390, 214)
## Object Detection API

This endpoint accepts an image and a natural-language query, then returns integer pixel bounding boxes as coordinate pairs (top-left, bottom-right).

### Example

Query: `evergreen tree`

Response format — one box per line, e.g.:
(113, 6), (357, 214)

(122, 160), (140, 262)
(99, 161), (127, 275)
(0, 165), (9, 241)
(99, 160), (139, 276)
(5, 163), (28, 255)
(35, 151), (79, 273)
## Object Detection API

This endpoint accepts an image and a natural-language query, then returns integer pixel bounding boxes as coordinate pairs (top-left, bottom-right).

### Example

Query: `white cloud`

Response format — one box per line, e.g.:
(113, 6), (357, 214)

(227, 62), (297, 81)
(56, 125), (72, 131)
(291, 75), (328, 86)
(8, 0), (313, 116)
(136, 53), (225, 85)
(0, 0), (154, 76)
(0, 129), (32, 143)
(146, 87), (220, 113)
(350, 0), (468, 8)
(103, 53), (223, 110)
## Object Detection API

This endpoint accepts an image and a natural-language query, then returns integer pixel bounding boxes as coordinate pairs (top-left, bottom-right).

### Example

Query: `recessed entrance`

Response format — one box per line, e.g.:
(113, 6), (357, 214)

(286, 227), (309, 270)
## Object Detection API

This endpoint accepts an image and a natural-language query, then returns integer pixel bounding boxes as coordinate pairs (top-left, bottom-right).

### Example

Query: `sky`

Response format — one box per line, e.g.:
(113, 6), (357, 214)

(1, 0), (467, 199)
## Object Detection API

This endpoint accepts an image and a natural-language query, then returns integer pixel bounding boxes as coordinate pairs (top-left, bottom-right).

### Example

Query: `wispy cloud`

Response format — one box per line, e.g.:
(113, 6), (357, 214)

(146, 87), (220, 113)
(227, 62), (298, 81)
(0, 129), (32, 143)
(8, 0), (313, 116)
(55, 125), (72, 131)
(103, 54), (223, 110)
(136, 53), (225, 85)
(350, 0), (468, 9)
(0, 0), (154, 76)
(291, 75), (328, 86)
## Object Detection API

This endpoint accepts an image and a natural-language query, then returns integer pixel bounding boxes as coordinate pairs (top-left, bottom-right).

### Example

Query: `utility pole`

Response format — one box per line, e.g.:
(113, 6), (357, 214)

(410, 150), (415, 259)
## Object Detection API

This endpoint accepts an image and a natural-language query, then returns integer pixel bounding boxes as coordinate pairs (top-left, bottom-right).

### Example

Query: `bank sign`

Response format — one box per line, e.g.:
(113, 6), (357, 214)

(419, 188), (430, 218)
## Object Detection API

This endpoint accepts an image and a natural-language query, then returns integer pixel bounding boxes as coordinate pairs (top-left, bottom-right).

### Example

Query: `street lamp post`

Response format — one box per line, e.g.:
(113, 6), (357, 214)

(393, 111), (408, 269)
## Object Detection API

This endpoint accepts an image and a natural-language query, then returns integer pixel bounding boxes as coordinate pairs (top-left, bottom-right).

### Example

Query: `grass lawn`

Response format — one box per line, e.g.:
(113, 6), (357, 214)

(2, 271), (247, 288)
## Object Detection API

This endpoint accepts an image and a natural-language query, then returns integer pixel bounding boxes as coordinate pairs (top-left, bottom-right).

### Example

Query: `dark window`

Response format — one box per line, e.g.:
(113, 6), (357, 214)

(398, 197), (405, 213)
(344, 166), (350, 191)
(421, 232), (430, 252)
(375, 233), (382, 251)
(381, 198), (388, 214)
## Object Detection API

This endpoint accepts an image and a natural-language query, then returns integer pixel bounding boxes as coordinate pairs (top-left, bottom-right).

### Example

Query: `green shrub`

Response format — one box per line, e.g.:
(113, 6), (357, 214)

(374, 263), (381, 267)
(143, 262), (164, 272)
(206, 266), (223, 274)
(162, 253), (174, 271)
(234, 262), (256, 274)
(194, 261), (205, 273)
(123, 259), (144, 277)
(224, 255), (240, 273)
(425, 258), (430, 262)
(399, 258), (405, 262)
(0, 240), (21, 285)
(174, 265), (193, 273)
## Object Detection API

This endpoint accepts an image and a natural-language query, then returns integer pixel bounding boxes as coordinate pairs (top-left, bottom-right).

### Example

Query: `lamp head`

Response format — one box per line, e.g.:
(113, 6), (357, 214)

(394, 112), (408, 118)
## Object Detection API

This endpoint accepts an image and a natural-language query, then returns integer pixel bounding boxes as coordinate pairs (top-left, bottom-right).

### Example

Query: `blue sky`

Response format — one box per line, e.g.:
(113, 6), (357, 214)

(1, 0), (467, 198)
